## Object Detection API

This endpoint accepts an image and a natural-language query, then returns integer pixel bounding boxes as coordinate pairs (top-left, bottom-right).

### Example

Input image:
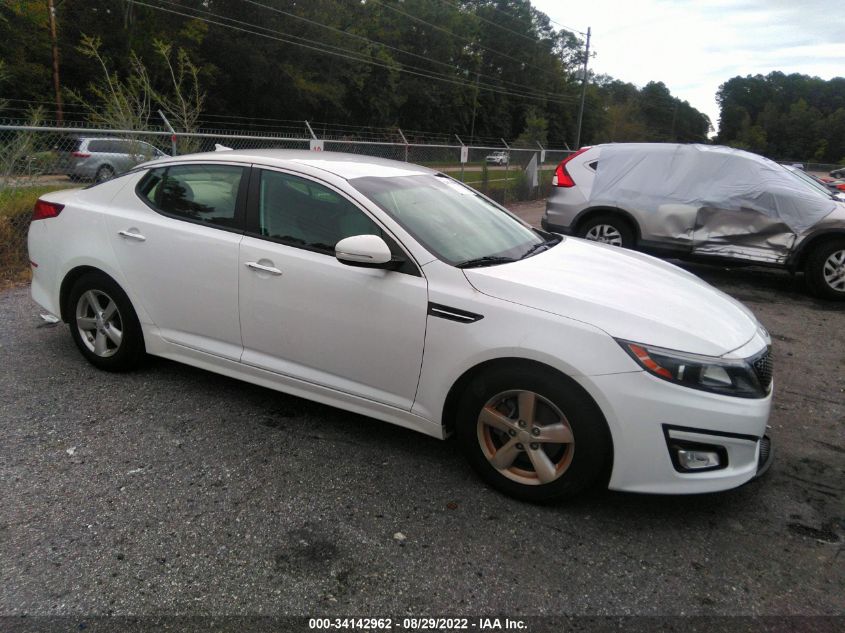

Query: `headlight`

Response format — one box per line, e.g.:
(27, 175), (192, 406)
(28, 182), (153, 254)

(618, 340), (768, 398)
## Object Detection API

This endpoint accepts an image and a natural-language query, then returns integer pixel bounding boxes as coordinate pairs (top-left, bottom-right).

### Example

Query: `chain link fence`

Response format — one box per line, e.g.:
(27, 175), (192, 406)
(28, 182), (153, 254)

(0, 122), (570, 286)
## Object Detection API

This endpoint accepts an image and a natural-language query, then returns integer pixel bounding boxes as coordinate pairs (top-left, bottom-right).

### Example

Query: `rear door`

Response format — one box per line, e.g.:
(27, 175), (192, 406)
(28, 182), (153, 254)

(107, 162), (248, 360)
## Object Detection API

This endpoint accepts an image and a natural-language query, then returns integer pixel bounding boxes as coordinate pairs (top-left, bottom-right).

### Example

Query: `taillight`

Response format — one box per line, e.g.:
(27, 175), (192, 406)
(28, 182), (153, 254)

(552, 147), (590, 187)
(71, 151), (91, 158)
(836, 183), (845, 191)
(32, 199), (64, 221)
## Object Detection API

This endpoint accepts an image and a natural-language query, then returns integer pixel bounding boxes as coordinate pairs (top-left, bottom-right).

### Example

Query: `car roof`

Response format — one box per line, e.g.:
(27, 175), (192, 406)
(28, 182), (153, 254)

(79, 137), (145, 142)
(138, 149), (435, 180)
(592, 142), (774, 167)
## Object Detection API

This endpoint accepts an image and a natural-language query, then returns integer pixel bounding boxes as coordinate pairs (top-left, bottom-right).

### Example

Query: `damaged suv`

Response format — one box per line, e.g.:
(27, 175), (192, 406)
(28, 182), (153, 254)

(542, 143), (845, 299)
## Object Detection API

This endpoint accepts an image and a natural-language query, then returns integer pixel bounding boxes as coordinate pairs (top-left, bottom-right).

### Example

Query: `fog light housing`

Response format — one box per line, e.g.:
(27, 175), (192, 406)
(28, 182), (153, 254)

(668, 440), (728, 473)
(677, 449), (721, 470)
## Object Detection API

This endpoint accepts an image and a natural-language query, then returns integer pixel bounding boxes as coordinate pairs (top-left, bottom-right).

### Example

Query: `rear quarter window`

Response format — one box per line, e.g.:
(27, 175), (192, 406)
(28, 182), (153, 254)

(137, 164), (245, 230)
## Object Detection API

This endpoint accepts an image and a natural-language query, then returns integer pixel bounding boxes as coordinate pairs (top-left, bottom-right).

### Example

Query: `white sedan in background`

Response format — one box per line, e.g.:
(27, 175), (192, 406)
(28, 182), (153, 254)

(28, 150), (773, 502)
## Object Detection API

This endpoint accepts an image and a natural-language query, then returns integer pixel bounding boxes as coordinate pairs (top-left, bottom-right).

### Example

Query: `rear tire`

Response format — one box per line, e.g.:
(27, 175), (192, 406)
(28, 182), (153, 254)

(67, 272), (145, 371)
(805, 239), (845, 300)
(577, 214), (635, 248)
(455, 364), (613, 503)
(95, 165), (115, 183)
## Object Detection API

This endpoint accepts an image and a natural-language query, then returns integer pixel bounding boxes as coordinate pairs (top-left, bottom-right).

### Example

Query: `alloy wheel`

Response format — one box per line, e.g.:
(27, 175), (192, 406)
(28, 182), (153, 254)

(75, 289), (123, 358)
(585, 224), (623, 246)
(822, 249), (845, 292)
(476, 390), (575, 486)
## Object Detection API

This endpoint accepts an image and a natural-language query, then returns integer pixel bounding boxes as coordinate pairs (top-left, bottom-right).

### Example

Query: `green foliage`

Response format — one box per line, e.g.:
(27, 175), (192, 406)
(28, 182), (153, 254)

(67, 34), (152, 131)
(716, 73), (845, 162)
(515, 108), (548, 147)
(0, 0), (711, 149)
(0, 65), (46, 191)
(0, 184), (75, 288)
(590, 77), (711, 144)
(151, 39), (205, 154)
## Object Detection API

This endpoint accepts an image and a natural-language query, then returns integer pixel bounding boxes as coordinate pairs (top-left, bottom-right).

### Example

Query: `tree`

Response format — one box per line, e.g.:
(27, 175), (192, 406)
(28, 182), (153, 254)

(68, 34), (152, 132)
(151, 40), (205, 153)
(716, 72), (845, 162)
(514, 107), (548, 147)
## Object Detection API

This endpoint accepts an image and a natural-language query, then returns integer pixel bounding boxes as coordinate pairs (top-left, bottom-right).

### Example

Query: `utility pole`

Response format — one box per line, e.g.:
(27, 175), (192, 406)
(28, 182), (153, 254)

(468, 72), (480, 145)
(574, 26), (591, 150)
(47, 0), (63, 124)
(670, 100), (679, 140)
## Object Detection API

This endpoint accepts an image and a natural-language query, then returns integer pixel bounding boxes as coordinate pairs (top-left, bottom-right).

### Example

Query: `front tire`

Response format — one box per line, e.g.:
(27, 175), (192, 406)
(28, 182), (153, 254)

(67, 272), (145, 371)
(455, 365), (613, 503)
(578, 214), (635, 248)
(805, 239), (845, 300)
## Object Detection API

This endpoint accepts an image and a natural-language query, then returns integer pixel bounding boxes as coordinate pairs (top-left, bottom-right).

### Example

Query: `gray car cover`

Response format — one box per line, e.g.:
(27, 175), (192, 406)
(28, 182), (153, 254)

(591, 143), (836, 234)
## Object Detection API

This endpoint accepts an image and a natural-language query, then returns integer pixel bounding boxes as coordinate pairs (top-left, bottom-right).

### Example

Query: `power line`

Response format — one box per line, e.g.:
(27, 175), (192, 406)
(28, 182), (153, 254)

(155, 0), (565, 102)
(237, 0), (576, 101)
(470, 0), (587, 36)
(366, 0), (565, 84)
(134, 0), (578, 105)
(436, 0), (555, 44)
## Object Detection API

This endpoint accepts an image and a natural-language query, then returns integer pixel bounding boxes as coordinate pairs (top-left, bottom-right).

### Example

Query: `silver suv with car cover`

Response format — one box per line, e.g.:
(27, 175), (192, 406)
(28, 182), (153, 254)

(542, 143), (845, 299)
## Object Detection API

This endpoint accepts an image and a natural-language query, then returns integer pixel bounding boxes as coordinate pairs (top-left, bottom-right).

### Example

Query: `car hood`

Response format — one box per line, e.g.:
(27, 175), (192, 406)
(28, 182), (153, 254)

(463, 238), (761, 357)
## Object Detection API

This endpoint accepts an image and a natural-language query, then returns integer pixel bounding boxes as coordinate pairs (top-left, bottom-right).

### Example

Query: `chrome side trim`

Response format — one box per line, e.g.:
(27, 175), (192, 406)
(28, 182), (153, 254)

(427, 302), (483, 324)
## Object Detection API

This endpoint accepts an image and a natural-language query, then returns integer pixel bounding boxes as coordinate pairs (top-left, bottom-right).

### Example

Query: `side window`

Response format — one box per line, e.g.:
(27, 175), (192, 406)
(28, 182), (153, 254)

(137, 141), (157, 158)
(258, 169), (382, 253)
(87, 140), (109, 153)
(588, 160), (599, 171)
(138, 164), (244, 229)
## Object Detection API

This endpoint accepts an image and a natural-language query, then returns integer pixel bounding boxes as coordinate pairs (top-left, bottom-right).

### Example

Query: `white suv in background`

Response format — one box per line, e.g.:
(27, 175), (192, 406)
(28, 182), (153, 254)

(485, 151), (509, 166)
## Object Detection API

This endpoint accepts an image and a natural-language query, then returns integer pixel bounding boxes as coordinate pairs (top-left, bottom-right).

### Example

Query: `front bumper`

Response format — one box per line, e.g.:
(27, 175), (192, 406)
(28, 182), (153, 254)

(578, 370), (772, 494)
(540, 217), (572, 234)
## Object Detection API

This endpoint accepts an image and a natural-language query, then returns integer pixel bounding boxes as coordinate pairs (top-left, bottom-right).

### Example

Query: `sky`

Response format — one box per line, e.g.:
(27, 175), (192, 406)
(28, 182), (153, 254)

(531, 0), (845, 134)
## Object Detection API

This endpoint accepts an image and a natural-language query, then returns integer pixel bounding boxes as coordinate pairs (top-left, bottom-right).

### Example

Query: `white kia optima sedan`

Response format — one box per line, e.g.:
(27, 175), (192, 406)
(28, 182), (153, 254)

(28, 150), (773, 502)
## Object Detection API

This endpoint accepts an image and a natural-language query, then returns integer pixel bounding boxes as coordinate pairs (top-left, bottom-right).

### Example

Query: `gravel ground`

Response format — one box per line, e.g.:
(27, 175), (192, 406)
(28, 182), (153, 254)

(1, 201), (843, 624)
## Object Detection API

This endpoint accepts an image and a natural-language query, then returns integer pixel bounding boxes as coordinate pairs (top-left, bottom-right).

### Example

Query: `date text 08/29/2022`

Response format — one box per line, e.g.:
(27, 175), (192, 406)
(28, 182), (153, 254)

(308, 617), (528, 630)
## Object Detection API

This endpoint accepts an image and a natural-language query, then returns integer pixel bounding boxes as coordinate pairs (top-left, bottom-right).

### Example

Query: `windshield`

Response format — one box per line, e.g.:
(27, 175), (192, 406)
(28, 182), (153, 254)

(350, 174), (545, 266)
(783, 166), (836, 199)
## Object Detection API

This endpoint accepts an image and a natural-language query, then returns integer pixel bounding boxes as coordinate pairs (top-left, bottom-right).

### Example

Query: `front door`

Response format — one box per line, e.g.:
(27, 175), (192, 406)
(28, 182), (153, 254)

(238, 167), (428, 410)
(692, 206), (796, 264)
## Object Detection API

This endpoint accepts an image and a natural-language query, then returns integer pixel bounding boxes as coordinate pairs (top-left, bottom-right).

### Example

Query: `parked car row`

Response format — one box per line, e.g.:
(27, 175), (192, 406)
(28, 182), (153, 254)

(785, 165), (845, 200)
(29, 148), (774, 503)
(542, 143), (845, 300)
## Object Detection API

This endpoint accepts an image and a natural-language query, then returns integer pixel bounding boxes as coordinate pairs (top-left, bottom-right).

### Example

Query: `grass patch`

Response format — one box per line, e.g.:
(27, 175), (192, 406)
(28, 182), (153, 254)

(443, 167), (555, 186)
(441, 168), (555, 202)
(0, 183), (77, 289)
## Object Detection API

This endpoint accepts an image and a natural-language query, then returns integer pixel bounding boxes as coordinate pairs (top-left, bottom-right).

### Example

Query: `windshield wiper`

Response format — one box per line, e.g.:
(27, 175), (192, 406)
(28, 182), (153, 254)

(520, 235), (561, 259)
(455, 255), (517, 269)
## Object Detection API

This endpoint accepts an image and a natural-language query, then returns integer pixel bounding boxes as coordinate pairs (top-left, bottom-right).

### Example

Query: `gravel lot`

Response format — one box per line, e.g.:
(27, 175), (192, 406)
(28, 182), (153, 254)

(1, 201), (843, 625)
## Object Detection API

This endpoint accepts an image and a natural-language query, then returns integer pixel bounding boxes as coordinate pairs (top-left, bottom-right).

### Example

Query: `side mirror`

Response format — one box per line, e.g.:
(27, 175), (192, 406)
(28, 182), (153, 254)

(335, 234), (398, 269)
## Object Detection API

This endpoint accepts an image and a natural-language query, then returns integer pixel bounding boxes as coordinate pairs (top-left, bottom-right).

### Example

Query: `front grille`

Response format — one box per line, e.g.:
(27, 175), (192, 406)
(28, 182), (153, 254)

(752, 349), (773, 391)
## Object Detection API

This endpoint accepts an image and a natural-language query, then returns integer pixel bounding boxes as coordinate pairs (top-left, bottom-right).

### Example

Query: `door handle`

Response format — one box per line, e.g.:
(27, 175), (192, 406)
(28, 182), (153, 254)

(245, 261), (282, 276)
(118, 230), (146, 242)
